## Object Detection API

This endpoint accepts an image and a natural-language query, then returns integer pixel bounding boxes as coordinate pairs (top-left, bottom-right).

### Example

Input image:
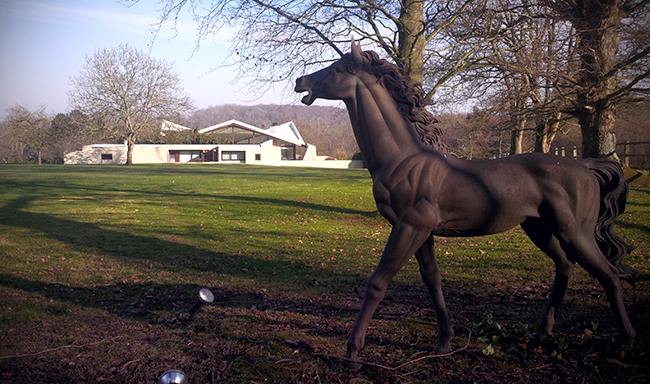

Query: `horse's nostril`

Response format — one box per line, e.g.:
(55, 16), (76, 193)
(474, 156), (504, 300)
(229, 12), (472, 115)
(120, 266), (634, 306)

(294, 77), (309, 93)
(295, 77), (304, 87)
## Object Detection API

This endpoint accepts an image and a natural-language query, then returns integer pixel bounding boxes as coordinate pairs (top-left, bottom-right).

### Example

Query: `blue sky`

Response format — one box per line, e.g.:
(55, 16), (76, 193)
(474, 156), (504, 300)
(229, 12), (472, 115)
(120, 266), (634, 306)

(0, 0), (296, 118)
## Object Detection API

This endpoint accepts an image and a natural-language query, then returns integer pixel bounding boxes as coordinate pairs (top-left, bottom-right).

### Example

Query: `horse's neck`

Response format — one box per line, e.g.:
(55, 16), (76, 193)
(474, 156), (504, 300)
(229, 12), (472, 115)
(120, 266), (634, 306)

(345, 80), (423, 175)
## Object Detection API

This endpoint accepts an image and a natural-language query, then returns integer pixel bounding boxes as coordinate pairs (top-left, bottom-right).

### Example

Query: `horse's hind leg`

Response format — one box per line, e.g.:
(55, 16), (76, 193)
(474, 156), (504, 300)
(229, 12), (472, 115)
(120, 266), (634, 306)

(415, 234), (453, 353)
(521, 219), (574, 334)
(562, 232), (636, 346)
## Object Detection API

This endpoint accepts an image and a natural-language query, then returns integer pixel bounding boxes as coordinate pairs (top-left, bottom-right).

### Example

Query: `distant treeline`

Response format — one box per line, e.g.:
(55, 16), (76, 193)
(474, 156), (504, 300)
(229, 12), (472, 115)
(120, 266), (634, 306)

(2, 102), (650, 165)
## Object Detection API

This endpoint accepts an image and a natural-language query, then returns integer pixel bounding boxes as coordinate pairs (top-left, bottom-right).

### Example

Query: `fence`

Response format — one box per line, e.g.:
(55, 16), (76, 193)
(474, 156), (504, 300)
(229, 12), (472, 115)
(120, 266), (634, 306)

(494, 143), (648, 168)
(549, 142), (650, 170)
(618, 141), (650, 169)
(553, 146), (578, 158)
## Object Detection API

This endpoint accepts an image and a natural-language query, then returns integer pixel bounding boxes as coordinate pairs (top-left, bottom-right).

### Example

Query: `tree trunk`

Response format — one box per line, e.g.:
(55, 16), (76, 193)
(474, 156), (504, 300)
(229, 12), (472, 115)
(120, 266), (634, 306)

(579, 105), (618, 159)
(545, 113), (561, 153)
(573, 1), (623, 159)
(125, 138), (134, 165)
(534, 111), (561, 153)
(398, 0), (425, 84)
(510, 116), (526, 155)
(534, 118), (547, 153)
(37, 149), (42, 165)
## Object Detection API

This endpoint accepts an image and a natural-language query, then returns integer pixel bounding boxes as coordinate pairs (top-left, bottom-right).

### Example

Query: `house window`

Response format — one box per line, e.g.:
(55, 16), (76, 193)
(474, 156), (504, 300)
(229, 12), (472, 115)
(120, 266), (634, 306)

(168, 150), (203, 163)
(222, 151), (245, 163)
(179, 150), (202, 162)
(281, 146), (295, 160)
(255, 154), (261, 161)
(101, 154), (113, 160)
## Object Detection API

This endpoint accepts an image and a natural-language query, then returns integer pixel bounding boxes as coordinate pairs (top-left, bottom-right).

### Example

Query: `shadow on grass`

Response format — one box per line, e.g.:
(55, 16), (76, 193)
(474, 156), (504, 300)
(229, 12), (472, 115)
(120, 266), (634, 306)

(1, 163), (370, 179)
(617, 220), (650, 235)
(0, 273), (361, 324)
(1, 176), (377, 217)
(0, 195), (379, 324)
(630, 187), (650, 197)
(0, 195), (367, 284)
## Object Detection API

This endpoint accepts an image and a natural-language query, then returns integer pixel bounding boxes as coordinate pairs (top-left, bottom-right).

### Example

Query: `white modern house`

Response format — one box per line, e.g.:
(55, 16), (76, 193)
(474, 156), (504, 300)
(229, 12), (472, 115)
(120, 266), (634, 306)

(64, 120), (363, 169)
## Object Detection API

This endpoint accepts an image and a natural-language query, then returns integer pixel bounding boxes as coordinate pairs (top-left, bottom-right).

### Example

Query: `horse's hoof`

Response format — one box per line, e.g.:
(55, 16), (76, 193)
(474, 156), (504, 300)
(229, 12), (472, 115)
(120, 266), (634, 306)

(433, 344), (452, 354)
(434, 338), (453, 354)
(624, 332), (636, 348)
(343, 358), (363, 371)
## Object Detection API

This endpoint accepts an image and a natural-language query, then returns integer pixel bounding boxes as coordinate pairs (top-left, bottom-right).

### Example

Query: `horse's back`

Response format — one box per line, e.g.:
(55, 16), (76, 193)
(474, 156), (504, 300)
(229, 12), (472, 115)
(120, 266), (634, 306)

(435, 152), (601, 235)
(451, 152), (598, 194)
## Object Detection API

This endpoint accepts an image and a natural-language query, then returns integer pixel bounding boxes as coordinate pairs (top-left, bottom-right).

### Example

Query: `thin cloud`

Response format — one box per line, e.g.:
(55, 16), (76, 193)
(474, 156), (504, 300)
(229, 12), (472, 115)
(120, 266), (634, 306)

(1, 0), (199, 41)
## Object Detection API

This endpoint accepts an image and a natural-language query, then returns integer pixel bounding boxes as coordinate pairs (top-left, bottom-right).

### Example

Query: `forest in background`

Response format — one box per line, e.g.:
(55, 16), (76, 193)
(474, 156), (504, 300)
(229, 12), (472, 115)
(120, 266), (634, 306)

(2, 102), (650, 167)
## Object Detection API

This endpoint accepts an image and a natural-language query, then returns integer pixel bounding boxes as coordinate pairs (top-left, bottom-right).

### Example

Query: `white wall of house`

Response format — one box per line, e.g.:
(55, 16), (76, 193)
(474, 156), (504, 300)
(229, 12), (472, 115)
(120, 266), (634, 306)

(65, 144), (213, 165)
(132, 145), (169, 164)
(64, 140), (364, 169)
(64, 144), (126, 165)
(65, 142), (282, 165)
(281, 159), (364, 169)
(302, 144), (318, 161)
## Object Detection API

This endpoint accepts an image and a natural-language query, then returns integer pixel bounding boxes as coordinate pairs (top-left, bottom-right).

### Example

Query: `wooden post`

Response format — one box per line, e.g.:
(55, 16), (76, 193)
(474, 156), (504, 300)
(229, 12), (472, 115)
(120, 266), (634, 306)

(624, 141), (630, 167)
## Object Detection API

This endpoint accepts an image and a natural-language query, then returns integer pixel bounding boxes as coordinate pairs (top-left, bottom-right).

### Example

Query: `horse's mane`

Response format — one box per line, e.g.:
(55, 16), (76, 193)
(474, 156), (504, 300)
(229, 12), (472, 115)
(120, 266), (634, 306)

(347, 50), (444, 150)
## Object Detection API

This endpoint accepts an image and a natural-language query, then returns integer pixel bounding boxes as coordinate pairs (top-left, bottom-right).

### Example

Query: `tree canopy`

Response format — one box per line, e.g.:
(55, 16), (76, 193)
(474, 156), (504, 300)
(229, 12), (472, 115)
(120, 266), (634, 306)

(68, 44), (194, 164)
(5, 105), (51, 165)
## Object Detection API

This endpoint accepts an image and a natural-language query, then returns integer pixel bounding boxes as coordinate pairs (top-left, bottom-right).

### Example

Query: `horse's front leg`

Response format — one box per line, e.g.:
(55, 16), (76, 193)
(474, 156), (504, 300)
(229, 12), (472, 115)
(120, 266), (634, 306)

(344, 223), (431, 370)
(414, 235), (453, 353)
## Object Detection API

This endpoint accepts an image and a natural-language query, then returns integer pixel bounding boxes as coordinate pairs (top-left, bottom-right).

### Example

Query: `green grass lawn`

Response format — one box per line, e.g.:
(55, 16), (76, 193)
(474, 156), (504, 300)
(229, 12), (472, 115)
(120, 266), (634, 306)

(1, 164), (648, 383)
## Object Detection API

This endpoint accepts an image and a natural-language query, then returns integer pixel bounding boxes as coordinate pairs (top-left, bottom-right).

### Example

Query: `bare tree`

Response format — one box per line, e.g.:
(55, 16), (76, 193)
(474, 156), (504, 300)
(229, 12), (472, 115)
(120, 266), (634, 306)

(5, 105), (51, 165)
(546, 0), (650, 158)
(440, 108), (509, 159)
(69, 44), (194, 165)
(0, 112), (28, 164)
(437, 0), (649, 158)
(439, 0), (574, 154)
(49, 110), (111, 163)
(126, 0), (490, 99)
(0, 120), (12, 163)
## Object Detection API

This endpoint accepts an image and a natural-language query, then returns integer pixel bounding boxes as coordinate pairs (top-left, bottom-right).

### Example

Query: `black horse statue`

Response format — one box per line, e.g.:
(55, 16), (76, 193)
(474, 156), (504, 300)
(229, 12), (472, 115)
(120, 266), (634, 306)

(295, 41), (637, 370)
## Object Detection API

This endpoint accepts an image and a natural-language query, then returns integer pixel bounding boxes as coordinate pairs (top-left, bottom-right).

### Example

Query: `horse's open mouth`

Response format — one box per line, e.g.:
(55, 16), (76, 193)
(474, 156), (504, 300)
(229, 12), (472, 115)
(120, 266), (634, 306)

(300, 91), (314, 105)
(294, 79), (314, 105)
(295, 88), (314, 105)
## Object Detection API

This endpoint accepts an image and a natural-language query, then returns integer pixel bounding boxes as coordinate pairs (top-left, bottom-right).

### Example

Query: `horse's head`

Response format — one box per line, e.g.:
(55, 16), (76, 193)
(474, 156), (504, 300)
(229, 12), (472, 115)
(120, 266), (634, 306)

(296, 41), (444, 150)
(295, 41), (367, 105)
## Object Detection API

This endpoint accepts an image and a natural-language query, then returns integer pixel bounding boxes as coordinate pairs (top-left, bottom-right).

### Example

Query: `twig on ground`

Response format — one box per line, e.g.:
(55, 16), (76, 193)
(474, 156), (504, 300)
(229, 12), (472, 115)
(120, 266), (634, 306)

(120, 358), (143, 372)
(0, 336), (123, 360)
(311, 329), (472, 371)
(528, 363), (553, 371)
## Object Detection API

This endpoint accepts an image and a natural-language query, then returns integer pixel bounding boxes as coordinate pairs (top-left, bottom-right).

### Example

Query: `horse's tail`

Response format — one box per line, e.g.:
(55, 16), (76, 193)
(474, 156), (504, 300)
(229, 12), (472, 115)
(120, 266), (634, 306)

(586, 159), (637, 285)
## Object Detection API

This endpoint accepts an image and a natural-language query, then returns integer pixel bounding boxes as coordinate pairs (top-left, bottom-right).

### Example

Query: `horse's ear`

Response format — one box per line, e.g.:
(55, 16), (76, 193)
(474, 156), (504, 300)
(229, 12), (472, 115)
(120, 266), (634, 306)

(350, 38), (362, 63)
